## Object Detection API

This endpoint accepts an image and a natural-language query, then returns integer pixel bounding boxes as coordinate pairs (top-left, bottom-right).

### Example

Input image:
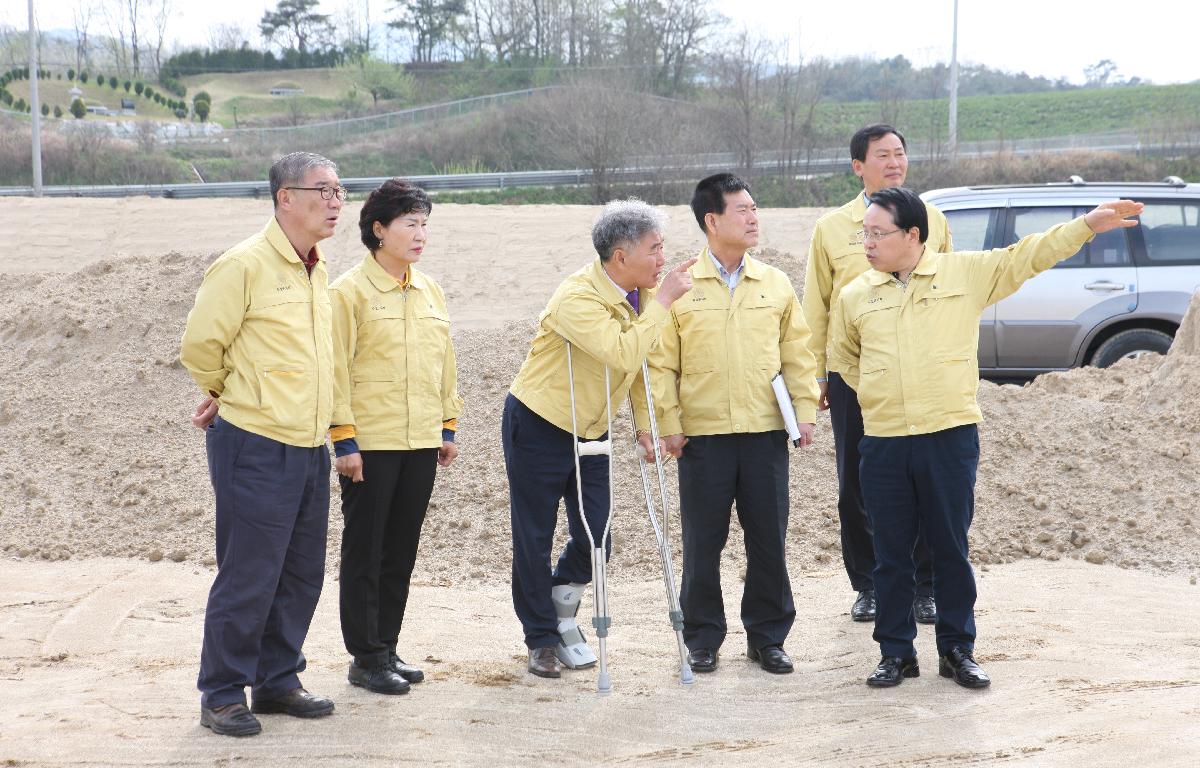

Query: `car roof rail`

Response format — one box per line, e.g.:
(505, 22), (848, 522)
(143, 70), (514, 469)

(1068, 175), (1086, 185)
(1162, 175), (1186, 187)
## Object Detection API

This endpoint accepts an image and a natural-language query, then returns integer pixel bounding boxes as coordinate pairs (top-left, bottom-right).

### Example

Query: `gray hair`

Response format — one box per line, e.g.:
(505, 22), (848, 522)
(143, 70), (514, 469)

(269, 151), (338, 208)
(591, 198), (668, 262)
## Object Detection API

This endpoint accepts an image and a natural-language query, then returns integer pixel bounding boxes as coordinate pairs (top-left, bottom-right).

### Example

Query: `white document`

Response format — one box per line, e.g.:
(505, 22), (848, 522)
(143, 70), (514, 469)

(771, 373), (802, 447)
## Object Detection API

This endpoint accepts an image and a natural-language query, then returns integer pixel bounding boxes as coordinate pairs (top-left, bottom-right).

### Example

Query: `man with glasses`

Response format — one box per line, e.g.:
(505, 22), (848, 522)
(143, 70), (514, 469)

(829, 187), (1142, 689)
(802, 124), (952, 627)
(181, 152), (344, 737)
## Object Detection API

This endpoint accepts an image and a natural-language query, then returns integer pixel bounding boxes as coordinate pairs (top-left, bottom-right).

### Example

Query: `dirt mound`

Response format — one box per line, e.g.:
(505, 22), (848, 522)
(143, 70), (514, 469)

(0, 258), (1195, 583)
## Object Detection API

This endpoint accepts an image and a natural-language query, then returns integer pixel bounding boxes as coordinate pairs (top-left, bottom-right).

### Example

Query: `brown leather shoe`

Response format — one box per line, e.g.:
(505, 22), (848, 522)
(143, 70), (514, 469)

(528, 646), (562, 679)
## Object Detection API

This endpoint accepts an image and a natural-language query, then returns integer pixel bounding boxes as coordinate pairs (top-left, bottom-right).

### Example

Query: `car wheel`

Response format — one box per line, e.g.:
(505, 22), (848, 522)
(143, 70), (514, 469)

(1090, 328), (1174, 368)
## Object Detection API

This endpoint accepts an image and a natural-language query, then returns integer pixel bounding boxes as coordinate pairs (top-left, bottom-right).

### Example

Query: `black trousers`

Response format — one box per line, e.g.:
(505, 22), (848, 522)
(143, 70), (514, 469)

(828, 372), (933, 597)
(678, 431), (794, 652)
(198, 416), (329, 708)
(860, 425), (980, 658)
(502, 394), (611, 650)
(338, 448), (439, 668)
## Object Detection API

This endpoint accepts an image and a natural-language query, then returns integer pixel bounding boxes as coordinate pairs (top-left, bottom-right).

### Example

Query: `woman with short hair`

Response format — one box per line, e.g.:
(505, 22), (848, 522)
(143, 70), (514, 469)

(329, 178), (463, 695)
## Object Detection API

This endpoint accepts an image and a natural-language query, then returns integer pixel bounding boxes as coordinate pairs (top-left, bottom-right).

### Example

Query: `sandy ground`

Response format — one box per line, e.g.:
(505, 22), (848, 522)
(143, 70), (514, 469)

(1, 198), (1198, 766)
(3, 558), (1199, 767)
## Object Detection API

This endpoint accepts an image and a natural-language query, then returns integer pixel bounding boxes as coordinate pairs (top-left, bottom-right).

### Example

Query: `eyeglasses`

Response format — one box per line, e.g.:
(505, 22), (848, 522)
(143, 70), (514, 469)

(863, 228), (903, 242)
(285, 185), (348, 201)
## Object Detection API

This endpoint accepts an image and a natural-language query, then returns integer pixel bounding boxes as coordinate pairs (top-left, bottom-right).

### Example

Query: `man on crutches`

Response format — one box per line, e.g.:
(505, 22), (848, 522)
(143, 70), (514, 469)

(503, 199), (695, 680)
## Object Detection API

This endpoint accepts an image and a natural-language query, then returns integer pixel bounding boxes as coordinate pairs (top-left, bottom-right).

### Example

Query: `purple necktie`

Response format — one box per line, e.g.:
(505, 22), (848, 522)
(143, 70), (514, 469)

(626, 290), (639, 314)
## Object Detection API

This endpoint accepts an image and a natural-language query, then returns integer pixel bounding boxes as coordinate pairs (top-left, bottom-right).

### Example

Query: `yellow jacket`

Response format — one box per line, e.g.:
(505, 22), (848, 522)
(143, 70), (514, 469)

(329, 255), (463, 451)
(509, 260), (665, 439)
(828, 216), (1095, 437)
(803, 194), (953, 376)
(180, 217), (334, 448)
(650, 249), (819, 437)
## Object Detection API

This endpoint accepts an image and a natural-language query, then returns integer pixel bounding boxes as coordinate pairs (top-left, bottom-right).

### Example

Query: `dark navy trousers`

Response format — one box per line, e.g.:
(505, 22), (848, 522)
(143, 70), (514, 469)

(678, 431), (795, 653)
(859, 424), (979, 659)
(198, 416), (330, 708)
(502, 394), (611, 650)
(829, 372), (933, 597)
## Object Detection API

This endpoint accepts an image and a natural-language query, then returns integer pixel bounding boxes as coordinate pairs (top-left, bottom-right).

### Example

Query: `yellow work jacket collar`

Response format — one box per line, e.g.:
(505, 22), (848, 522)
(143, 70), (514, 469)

(693, 247), (765, 283)
(850, 193), (868, 223)
(360, 252), (430, 294)
(587, 259), (638, 316)
(864, 246), (938, 286)
(264, 216), (327, 269)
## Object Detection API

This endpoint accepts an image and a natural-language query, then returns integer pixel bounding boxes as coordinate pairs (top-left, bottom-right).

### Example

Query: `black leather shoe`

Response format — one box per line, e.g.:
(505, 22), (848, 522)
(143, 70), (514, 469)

(866, 656), (920, 687)
(528, 646), (561, 679)
(388, 652), (425, 684)
(250, 687), (335, 717)
(686, 647), (719, 673)
(747, 643), (793, 674)
(939, 647), (991, 689)
(914, 596), (938, 624)
(851, 590), (877, 622)
(348, 659), (411, 695)
(200, 703), (261, 737)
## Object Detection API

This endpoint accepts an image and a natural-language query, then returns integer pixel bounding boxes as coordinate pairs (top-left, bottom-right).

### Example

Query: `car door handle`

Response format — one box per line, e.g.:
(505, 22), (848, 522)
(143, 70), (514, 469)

(1084, 281), (1125, 291)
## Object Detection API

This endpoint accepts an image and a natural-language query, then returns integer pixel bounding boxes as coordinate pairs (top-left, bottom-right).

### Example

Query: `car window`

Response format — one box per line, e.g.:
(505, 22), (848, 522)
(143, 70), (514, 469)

(1011, 207), (1085, 267)
(943, 209), (992, 251)
(1138, 202), (1200, 265)
(1011, 206), (1131, 268)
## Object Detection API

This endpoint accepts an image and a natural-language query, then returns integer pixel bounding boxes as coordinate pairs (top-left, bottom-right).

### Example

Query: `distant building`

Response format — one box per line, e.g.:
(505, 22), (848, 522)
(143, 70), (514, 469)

(269, 87), (305, 96)
(85, 105), (110, 115)
(121, 98), (136, 115)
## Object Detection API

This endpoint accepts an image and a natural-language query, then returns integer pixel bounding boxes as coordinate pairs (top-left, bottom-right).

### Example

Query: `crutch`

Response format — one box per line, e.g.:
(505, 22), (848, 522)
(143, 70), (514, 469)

(630, 360), (694, 686)
(565, 340), (615, 695)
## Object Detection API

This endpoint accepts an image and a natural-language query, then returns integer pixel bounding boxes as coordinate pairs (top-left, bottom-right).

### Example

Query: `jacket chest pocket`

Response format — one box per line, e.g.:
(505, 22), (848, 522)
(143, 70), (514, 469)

(915, 286), (973, 357)
(675, 306), (722, 374)
(739, 297), (783, 369)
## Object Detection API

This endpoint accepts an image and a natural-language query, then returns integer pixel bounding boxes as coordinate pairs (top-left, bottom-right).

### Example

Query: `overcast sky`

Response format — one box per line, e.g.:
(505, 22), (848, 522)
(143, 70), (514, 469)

(6, 0), (1197, 86)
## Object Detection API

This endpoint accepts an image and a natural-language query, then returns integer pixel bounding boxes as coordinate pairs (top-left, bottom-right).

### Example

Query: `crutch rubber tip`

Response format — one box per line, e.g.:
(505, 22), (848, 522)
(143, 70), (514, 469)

(597, 673), (612, 695)
(680, 667), (695, 685)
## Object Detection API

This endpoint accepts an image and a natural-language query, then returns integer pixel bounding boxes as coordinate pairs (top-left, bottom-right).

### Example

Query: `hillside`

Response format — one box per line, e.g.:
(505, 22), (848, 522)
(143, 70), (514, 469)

(169, 67), (1200, 144)
(4, 77), (182, 121)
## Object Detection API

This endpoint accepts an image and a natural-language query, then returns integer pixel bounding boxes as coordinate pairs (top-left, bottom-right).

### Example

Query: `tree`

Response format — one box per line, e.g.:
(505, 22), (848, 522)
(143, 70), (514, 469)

(109, 76), (119, 89)
(260, 0), (334, 55)
(80, 71), (89, 83)
(194, 99), (210, 121)
(124, 80), (131, 91)
(134, 81), (143, 95)
(70, 98), (87, 119)
(53, 104), (63, 118)
(389, 0), (466, 64)
(41, 103), (50, 116)
(67, 68), (76, 81)
(349, 57), (414, 106)
(1085, 59), (1118, 88)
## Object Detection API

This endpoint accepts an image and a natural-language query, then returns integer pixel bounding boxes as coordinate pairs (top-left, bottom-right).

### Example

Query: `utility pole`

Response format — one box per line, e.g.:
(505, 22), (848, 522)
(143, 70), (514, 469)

(29, 0), (44, 195)
(947, 0), (959, 158)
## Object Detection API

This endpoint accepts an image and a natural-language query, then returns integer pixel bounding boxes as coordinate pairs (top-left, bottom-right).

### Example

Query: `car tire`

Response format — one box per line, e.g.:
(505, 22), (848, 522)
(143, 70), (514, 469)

(1090, 328), (1174, 368)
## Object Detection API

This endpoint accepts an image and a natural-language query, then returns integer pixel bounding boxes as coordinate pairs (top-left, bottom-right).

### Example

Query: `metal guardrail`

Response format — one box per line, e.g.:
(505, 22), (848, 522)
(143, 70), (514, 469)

(1, 133), (1190, 199)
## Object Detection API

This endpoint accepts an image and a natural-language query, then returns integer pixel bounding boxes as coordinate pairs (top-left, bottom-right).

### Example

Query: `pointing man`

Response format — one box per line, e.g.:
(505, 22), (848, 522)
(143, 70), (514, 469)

(829, 187), (1142, 689)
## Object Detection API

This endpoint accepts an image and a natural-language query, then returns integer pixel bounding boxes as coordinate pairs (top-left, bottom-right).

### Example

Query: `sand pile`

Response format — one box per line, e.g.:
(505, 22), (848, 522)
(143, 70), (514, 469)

(0, 248), (1195, 583)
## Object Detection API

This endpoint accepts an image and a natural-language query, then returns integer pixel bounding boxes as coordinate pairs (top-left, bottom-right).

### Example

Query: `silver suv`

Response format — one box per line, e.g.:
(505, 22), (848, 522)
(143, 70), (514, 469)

(922, 178), (1200, 375)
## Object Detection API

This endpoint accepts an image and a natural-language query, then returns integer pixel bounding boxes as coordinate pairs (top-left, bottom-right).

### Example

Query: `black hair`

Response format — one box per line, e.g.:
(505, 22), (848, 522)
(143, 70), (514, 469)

(850, 124), (907, 163)
(690, 173), (752, 234)
(868, 187), (928, 243)
(359, 178), (432, 251)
